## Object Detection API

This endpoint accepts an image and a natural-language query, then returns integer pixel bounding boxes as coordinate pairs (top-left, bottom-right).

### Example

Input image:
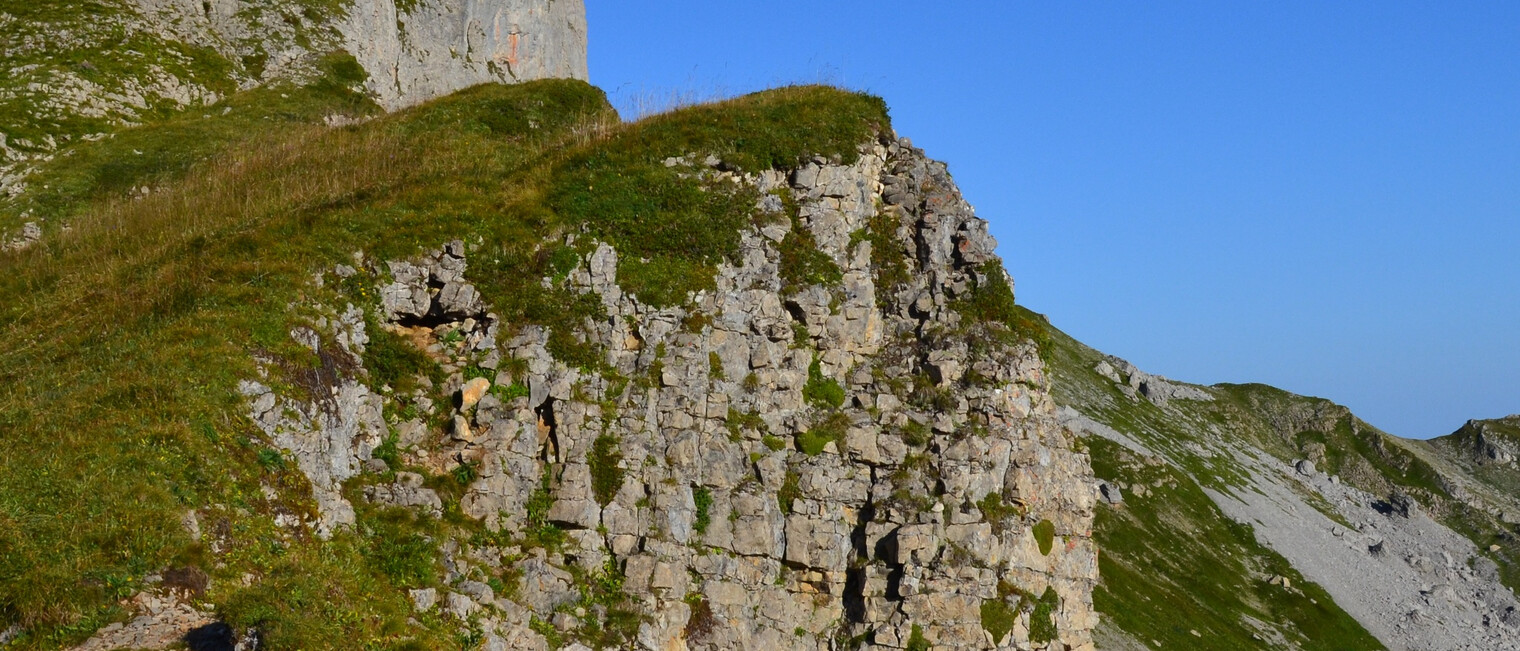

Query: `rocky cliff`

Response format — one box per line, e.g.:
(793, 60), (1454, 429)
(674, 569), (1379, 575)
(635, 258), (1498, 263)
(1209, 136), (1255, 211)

(341, 0), (587, 110)
(0, 80), (1100, 650)
(239, 136), (1099, 648)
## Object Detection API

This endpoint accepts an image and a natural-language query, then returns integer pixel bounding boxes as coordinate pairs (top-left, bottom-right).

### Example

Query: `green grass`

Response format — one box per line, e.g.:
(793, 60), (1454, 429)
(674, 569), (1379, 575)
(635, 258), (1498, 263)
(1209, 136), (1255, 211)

(3, 51), (374, 233)
(0, 0), (357, 173)
(861, 208), (910, 304)
(589, 434), (624, 507)
(797, 411), (849, 456)
(692, 486), (713, 535)
(905, 624), (929, 651)
(1029, 587), (1060, 644)
(544, 86), (887, 307)
(802, 356), (845, 409)
(948, 265), (1050, 359)
(777, 469), (802, 513)
(1032, 519), (1055, 556)
(979, 597), (1016, 645)
(975, 492), (1023, 535)
(362, 317), (442, 395)
(0, 75), (894, 646)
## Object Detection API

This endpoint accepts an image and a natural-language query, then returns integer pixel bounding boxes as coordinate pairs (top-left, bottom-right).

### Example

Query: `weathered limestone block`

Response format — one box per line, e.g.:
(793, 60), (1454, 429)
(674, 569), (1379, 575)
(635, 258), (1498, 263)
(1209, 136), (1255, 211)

(364, 472), (444, 517)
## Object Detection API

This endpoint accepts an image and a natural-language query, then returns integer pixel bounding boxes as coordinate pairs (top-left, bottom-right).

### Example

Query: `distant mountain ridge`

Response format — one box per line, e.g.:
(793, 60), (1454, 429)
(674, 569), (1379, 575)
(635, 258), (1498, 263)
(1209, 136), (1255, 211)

(1027, 309), (1520, 650)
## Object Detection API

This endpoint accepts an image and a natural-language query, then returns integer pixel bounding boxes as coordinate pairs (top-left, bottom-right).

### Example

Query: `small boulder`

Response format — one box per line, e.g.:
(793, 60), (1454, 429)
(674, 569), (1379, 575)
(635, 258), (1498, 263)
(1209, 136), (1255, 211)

(1295, 459), (1316, 476)
(452, 414), (473, 441)
(1388, 490), (1419, 518)
(1098, 481), (1124, 505)
(460, 377), (491, 409)
(409, 588), (438, 612)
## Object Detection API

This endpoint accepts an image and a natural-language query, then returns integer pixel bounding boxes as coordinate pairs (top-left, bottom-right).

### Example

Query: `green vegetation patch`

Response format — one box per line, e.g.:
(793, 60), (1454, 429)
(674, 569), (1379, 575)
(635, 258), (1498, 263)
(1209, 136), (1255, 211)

(589, 434), (625, 507)
(777, 469), (802, 513)
(725, 407), (766, 440)
(217, 534), (450, 649)
(1029, 586), (1060, 644)
(797, 411), (849, 456)
(4, 52), (378, 232)
(362, 320), (441, 395)
(905, 624), (930, 651)
(980, 597), (1017, 645)
(692, 486), (713, 535)
(547, 86), (888, 307)
(862, 208), (911, 305)
(976, 492), (1023, 535)
(803, 356), (846, 409)
(1033, 519), (1056, 556)
(950, 263), (1051, 358)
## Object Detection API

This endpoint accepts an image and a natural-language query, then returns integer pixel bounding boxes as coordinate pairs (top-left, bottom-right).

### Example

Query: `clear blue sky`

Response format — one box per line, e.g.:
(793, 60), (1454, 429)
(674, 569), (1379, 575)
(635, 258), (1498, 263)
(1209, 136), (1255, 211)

(587, 2), (1520, 439)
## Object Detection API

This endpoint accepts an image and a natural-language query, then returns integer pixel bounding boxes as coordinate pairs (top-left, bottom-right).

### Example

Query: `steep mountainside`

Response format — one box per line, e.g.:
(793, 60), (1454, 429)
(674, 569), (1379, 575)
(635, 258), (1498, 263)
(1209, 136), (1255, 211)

(1024, 311), (1520, 650)
(5, 6), (1516, 651)
(0, 0), (585, 213)
(0, 77), (1099, 650)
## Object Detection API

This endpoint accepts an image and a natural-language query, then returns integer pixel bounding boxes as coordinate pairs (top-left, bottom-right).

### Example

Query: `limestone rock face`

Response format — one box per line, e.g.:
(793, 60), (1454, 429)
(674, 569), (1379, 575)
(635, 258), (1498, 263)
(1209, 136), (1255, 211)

(340, 0), (588, 110)
(394, 138), (1096, 649)
(242, 135), (1098, 648)
(239, 307), (387, 537)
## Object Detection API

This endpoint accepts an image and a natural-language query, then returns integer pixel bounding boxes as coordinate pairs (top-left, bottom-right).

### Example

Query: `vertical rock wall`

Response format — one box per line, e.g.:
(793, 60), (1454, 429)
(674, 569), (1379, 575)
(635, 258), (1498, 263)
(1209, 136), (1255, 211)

(339, 0), (588, 110)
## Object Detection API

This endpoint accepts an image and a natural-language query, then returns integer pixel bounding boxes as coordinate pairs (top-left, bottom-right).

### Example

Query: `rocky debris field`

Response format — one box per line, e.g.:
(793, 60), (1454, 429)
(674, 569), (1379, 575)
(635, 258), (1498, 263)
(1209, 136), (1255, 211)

(1066, 353), (1520, 651)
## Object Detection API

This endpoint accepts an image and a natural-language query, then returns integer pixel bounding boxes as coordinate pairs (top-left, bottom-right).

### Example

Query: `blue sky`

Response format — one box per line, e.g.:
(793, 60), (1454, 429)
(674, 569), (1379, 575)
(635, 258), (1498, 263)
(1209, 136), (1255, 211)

(587, 2), (1520, 439)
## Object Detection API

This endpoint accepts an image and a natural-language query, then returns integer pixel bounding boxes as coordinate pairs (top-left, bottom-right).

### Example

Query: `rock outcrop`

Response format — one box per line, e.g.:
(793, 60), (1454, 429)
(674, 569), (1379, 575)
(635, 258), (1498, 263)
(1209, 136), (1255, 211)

(248, 136), (1100, 649)
(341, 0), (588, 110)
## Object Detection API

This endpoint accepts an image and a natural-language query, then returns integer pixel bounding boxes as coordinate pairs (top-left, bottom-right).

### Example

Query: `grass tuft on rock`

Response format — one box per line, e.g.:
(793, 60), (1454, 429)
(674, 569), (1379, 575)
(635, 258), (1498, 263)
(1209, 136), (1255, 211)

(1033, 519), (1056, 556)
(590, 434), (625, 507)
(803, 356), (846, 409)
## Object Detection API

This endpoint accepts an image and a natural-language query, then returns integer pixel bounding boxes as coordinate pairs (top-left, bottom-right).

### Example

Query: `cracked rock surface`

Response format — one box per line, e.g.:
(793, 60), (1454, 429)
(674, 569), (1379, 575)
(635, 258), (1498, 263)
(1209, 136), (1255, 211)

(239, 137), (1099, 649)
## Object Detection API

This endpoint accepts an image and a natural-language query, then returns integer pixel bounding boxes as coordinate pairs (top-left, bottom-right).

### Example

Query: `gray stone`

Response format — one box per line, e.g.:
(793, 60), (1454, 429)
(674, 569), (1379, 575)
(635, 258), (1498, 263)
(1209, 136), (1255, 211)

(1099, 481), (1124, 505)
(409, 588), (437, 612)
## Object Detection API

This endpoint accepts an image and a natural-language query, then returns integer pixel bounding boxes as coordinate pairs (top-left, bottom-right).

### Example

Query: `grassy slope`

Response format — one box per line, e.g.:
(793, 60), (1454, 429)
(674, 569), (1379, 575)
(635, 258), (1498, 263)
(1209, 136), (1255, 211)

(0, 0), (350, 157)
(0, 71), (889, 648)
(0, 53), (378, 231)
(1088, 438), (1381, 650)
(1024, 307), (1383, 649)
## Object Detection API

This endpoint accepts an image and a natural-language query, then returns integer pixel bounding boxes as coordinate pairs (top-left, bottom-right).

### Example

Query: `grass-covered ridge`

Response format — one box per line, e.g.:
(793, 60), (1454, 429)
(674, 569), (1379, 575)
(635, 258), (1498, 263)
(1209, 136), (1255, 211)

(0, 75), (892, 647)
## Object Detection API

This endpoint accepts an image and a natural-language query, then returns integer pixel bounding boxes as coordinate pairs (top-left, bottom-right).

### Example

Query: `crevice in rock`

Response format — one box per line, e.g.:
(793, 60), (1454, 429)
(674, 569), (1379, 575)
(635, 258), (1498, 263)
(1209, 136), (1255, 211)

(183, 622), (235, 651)
(536, 397), (559, 463)
(842, 566), (867, 623)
